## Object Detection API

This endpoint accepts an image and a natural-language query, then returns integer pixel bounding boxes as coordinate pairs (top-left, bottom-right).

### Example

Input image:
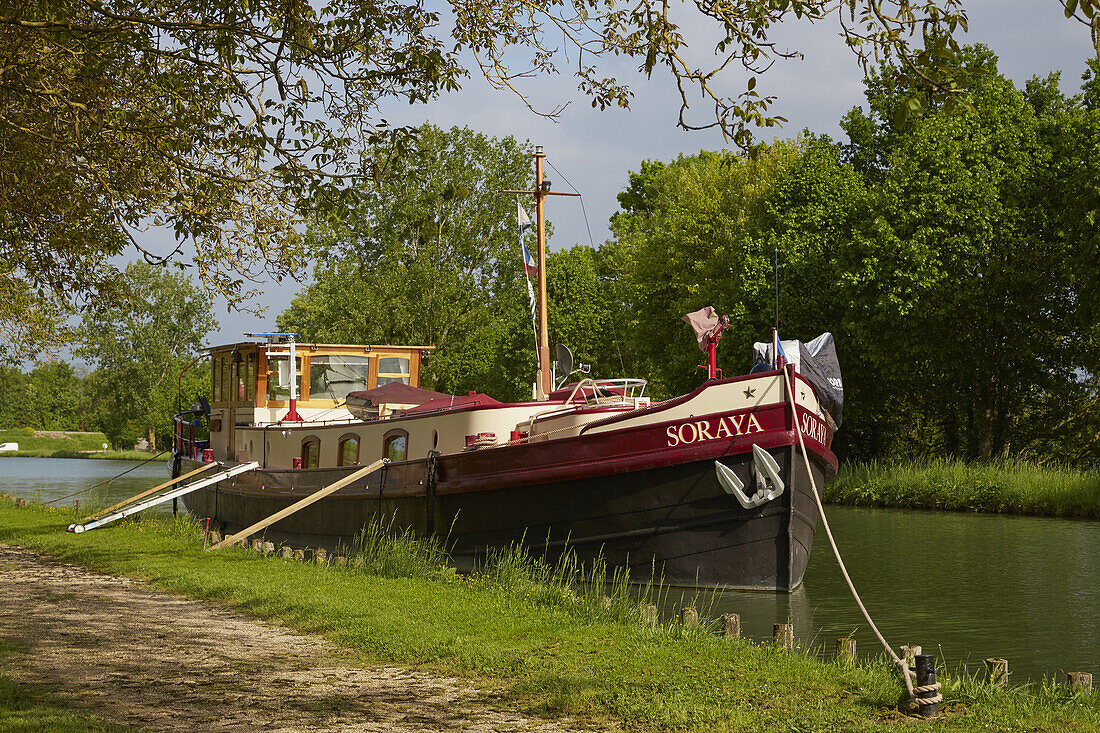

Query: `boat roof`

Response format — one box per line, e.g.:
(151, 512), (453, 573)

(347, 382), (451, 407)
(404, 392), (503, 414)
(206, 341), (436, 352)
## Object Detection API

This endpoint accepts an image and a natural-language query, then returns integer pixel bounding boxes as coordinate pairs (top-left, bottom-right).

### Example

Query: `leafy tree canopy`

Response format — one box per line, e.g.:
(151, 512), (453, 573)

(77, 261), (215, 448)
(10, 0), (1096, 356)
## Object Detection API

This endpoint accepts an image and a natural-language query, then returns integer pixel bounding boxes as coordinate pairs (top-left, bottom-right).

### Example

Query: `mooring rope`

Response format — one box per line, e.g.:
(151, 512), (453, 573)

(44, 450), (169, 505)
(780, 369), (941, 710)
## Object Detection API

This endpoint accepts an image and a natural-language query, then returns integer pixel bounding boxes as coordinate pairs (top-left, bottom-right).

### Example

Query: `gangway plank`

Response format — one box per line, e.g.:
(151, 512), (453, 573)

(208, 459), (387, 551)
(82, 462), (219, 522)
(68, 462), (261, 534)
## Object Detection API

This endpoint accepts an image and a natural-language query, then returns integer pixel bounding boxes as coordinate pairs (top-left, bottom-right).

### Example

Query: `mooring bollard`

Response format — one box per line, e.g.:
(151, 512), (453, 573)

(292, 549), (305, 562)
(680, 607), (699, 630)
(773, 623), (794, 650)
(914, 653), (941, 718)
(1067, 672), (1093, 693)
(722, 613), (741, 639)
(640, 604), (658, 628)
(985, 658), (1009, 687)
(836, 637), (856, 663)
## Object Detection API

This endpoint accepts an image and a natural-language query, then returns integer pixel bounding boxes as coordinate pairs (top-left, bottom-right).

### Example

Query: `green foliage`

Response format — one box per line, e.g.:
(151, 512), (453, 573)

(0, 362), (90, 431)
(77, 263), (214, 449)
(280, 125), (537, 399)
(828, 458), (1100, 518)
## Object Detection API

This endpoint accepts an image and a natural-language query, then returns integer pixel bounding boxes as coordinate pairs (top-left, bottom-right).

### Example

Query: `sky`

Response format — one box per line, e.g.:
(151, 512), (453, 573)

(139, 0), (1097, 347)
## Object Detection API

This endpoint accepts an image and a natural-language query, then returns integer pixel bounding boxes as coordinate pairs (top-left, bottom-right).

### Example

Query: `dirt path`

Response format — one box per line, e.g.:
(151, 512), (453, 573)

(0, 544), (594, 732)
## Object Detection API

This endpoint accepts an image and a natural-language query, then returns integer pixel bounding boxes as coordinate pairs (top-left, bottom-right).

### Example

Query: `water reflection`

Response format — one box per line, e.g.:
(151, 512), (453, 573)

(0, 456), (171, 514)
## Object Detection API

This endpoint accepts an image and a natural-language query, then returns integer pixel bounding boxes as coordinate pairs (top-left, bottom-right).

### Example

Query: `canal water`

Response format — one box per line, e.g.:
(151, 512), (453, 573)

(2, 458), (1097, 682)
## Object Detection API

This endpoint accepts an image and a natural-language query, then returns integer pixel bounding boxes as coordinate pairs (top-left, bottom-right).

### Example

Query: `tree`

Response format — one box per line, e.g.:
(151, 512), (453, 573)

(78, 262), (215, 449)
(279, 124), (536, 399)
(11, 0), (1088, 357)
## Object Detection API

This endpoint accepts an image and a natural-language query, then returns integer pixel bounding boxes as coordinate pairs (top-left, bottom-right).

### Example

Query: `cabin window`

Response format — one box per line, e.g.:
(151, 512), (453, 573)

(383, 430), (408, 462)
(220, 358), (229, 402)
(267, 356), (302, 402)
(301, 437), (320, 469)
(338, 434), (360, 466)
(377, 357), (411, 386)
(241, 354), (256, 405)
(310, 355), (372, 400)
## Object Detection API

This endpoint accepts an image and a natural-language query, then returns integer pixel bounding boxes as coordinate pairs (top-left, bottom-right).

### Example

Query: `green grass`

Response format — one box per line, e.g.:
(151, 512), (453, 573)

(0, 429), (155, 461)
(1, 499), (1097, 731)
(828, 458), (1100, 519)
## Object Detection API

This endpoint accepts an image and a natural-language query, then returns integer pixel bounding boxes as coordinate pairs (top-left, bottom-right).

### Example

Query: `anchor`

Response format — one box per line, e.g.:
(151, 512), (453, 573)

(715, 444), (785, 509)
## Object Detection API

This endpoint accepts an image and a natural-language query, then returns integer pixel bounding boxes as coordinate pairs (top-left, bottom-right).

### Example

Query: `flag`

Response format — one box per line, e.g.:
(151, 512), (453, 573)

(521, 242), (538, 277)
(517, 199), (532, 235)
(526, 278), (537, 319)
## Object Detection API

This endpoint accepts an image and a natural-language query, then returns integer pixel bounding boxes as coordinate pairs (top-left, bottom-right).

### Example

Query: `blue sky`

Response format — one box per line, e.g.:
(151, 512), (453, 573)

(138, 1), (1097, 346)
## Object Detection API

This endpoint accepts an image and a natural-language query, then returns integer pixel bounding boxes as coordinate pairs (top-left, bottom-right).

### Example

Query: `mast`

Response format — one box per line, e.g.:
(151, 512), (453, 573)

(502, 145), (579, 400)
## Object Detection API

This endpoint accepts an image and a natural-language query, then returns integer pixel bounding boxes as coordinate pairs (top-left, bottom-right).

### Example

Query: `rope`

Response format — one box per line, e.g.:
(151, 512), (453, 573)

(44, 450), (169, 504)
(780, 370), (927, 710)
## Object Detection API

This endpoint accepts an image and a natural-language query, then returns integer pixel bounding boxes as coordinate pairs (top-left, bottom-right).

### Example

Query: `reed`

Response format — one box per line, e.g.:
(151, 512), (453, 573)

(828, 458), (1100, 518)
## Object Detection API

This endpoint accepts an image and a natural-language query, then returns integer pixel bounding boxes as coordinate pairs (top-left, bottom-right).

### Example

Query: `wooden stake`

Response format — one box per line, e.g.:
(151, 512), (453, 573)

(208, 460), (386, 551)
(680, 607), (699, 630)
(985, 658), (1009, 687)
(84, 462), (218, 521)
(773, 623), (794, 650)
(1068, 672), (1093, 692)
(722, 613), (741, 639)
(836, 637), (856, 663)
(640, 604), (658, 628)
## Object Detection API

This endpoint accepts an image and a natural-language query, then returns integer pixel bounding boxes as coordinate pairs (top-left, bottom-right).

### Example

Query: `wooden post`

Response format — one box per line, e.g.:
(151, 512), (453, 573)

(262, 542), (275, 556)
(722, 613), (741, 639)
(836, 637), (856, 663)
(333, 555), (346, 567)
(773, 623), (794, 650)
(280, 546), (293, 559)
(640, 604), (658, 628)
(314, 548), (327, 565)
(680, 607), (699, 630)
(985, 658), (1009, 687)
(902, 645), (922, 670)
(1068, 672), (1093, 692)
(598, 595), (612, 611)
(251, 539), (263, 553)
(292, 549), (305, 562)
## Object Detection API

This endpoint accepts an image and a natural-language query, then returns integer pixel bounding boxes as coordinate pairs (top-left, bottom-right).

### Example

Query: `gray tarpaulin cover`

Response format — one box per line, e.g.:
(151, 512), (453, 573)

(752, 333), (844, 427)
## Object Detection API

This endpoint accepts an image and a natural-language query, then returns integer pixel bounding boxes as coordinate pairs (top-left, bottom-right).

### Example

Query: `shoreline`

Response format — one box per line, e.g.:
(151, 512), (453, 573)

(1, 496), (1097, 731)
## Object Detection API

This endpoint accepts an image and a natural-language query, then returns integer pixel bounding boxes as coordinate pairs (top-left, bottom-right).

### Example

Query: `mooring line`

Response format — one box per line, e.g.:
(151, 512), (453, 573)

(44, 450), (169, 505)
(780, 369), (940, 711)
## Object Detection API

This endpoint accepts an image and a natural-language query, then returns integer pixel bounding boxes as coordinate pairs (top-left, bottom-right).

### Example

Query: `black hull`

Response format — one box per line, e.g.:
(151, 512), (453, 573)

(179, 444), (824, 591)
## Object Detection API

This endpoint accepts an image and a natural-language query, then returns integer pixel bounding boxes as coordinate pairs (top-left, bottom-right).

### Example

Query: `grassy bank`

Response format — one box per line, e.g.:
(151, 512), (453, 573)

(0, 429), (154, 461)
(1, 499), (1097, 731)
(828, 458), (1100, 519)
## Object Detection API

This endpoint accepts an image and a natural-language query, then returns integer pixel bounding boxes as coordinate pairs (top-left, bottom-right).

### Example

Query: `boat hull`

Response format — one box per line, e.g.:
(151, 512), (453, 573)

(178, 442), (825, 591)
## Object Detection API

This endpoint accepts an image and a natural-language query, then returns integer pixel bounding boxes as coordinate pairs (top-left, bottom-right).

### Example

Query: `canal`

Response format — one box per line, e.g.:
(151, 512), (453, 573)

(3, 457), (1097, 683)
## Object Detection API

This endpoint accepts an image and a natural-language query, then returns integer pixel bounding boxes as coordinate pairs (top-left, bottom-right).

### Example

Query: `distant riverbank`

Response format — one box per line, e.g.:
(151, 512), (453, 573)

(0, 429), (155, 461)
(828, 458), (1100, 519)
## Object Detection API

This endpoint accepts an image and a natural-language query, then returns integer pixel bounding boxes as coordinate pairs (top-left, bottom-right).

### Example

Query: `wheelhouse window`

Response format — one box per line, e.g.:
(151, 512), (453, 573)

(377, 357), (411, 386)
(310, 355), (372, 400)
(383, 430), (408, 462)
(338, 434), (360, 466)
(267, 356), (302, 402)
(301, 437), (320, 469)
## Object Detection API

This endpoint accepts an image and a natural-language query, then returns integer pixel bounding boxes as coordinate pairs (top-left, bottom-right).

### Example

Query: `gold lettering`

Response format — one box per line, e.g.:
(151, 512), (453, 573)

(746, 413), (763, 434)
(714, 417), (733, 439)
(678, 423), (698, 444)
(696, 420), (715, 441)
(730, 415), (745, 435)
(666, 425), (680, 447)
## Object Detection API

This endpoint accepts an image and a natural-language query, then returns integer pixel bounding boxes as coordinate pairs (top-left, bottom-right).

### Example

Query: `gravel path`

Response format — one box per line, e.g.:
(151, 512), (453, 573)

(0, 544), (593, 732)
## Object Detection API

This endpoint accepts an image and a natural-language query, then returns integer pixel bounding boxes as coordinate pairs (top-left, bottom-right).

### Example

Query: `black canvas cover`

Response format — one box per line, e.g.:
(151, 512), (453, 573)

(752, 333), (844, 427)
